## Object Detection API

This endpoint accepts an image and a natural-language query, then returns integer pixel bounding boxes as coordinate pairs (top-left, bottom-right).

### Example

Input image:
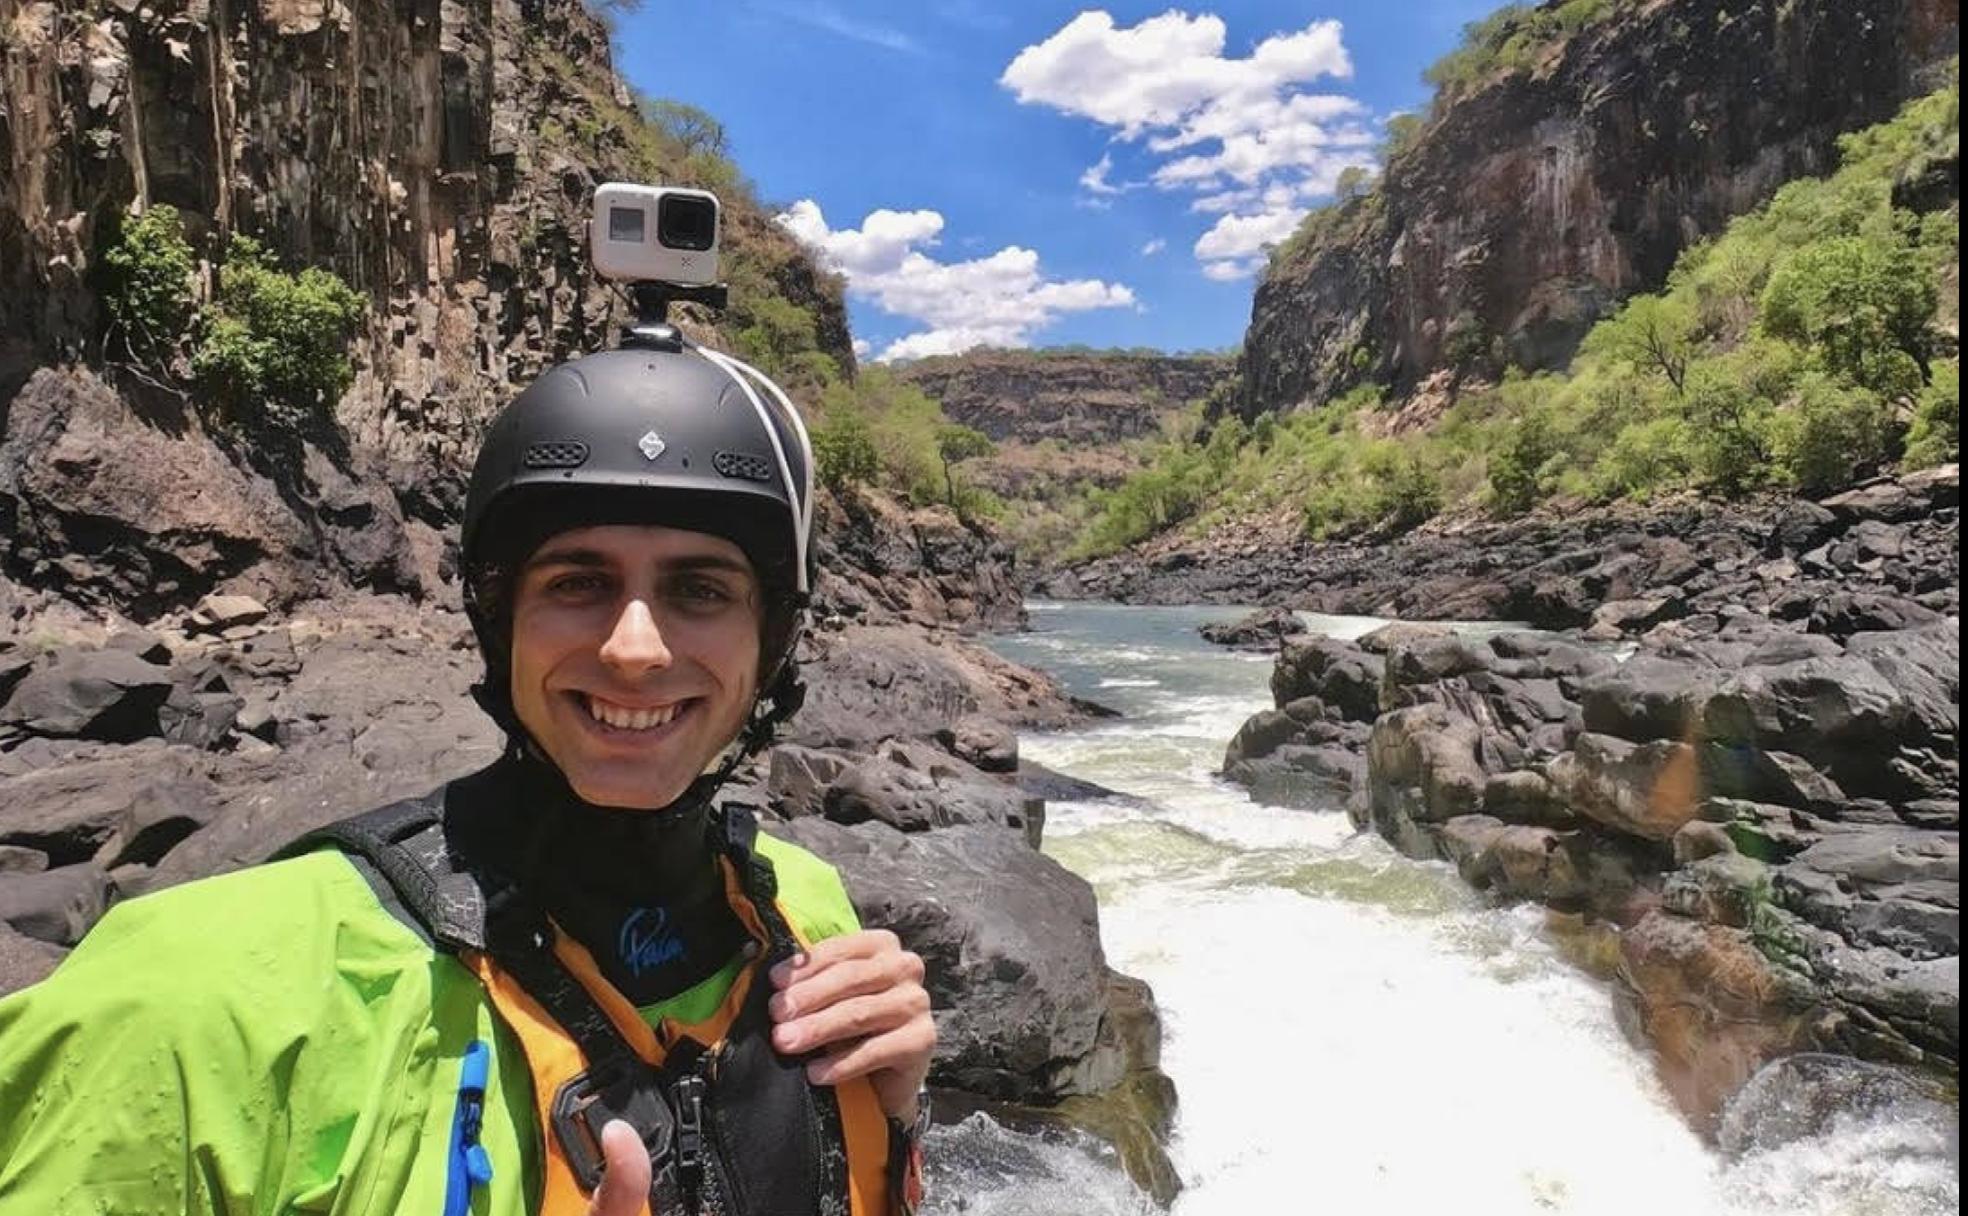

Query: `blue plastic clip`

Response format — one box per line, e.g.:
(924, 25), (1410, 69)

(444, 1040), (496, 1216)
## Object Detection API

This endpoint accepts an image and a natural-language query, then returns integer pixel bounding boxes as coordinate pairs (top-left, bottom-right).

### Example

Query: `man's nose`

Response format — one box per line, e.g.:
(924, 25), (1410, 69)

(598, 598), (673, 675)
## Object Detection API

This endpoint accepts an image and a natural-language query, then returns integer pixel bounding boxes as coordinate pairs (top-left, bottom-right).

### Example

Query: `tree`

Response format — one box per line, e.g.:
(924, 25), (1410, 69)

(1334, 165), (1373, 202)
(639, 97), (728, 160)
(1760, 235), (1935, 396)
(98, 204), (196, 364)
(935, 423), (994, 508)
(190, 234), (365, 425)
(1582, 293), (1698, 394)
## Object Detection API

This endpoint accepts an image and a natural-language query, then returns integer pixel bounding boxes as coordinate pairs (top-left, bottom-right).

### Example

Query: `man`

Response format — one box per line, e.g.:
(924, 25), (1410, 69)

(0, 334), (937, 1215)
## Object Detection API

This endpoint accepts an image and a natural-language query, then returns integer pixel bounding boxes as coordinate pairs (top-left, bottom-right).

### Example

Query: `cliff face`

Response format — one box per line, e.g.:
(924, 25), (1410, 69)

(898, 350), (1232, 446)
(1239, 0), (1959, 421)
(0, 0), (854, 609)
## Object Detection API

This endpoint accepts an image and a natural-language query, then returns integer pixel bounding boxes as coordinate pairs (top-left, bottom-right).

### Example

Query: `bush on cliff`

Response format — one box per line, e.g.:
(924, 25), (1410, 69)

(191, 235), (365, 425)
(97, 204), (196, 365)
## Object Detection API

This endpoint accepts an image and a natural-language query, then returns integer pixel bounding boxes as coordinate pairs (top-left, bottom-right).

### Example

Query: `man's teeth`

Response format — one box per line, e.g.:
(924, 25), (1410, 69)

(586, 697), (682, 730)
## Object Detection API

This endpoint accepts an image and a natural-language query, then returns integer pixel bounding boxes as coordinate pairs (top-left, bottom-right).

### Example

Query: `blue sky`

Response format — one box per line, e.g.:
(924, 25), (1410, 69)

(615, 2), (1500, 360)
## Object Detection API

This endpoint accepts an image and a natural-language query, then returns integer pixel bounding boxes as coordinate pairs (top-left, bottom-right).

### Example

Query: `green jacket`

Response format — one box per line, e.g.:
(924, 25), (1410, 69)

(0, 833), (860, 1214)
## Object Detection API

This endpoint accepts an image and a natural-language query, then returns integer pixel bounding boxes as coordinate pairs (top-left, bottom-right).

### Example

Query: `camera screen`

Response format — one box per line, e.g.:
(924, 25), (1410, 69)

(608, 206), (646, 243)
(658, 194), (717, 252)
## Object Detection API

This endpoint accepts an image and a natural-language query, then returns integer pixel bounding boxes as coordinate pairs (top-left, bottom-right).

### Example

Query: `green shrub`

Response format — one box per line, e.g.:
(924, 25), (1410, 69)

(935, 422), (994, 508)
(98, 204), (196, 362)
(1580, 293), (1697, 393)
(1768, 372), (1894, 494)
(1488, 414), (1557, 513)
(1679, 365), (1777, 495)
(1589, 416), (1693, 500)
(810, 407), (879, 490)
(1903, 360), (1959, 469)
(190, 235), (364, 422)
(1759, 234), (1934, 397)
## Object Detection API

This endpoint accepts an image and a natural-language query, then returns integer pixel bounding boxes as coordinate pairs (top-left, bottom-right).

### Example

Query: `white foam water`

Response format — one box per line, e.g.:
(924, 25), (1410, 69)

(924, 601), (1958, 1216)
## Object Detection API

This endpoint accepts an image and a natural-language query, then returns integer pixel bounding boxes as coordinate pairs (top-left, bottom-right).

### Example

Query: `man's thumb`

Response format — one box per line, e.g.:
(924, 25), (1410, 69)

(586, 1118), (654, 1216)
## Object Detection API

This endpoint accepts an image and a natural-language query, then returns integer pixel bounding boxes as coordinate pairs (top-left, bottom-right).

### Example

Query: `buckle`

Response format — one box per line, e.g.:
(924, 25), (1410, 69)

(550, 1066), (677, 1193)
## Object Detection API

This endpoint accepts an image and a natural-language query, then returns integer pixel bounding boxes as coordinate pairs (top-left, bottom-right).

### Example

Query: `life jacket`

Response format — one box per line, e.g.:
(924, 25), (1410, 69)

(286, 794), (905, 1216)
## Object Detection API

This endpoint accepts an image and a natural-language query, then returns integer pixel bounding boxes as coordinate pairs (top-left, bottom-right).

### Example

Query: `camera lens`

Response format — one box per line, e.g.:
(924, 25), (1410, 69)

(657, 194), (717, 252)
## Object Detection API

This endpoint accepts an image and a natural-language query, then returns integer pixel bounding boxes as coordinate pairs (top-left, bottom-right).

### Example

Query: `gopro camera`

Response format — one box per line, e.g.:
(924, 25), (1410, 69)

(591, 183), (721, 286)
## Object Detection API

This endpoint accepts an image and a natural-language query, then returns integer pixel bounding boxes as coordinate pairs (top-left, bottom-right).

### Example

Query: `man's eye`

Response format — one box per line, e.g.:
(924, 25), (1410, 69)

(548, 573), (610, 597)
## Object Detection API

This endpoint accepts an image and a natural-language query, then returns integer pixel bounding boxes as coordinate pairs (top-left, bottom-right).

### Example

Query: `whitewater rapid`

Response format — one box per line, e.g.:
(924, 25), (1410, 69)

(920, 600), (1957, 1216)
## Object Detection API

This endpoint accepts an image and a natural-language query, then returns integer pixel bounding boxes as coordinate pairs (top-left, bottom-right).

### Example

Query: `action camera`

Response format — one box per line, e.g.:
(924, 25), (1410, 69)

(591, 183), (721, 287)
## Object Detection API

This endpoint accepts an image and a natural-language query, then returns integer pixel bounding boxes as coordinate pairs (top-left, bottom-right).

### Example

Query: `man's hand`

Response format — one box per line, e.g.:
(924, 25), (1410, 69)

(768, 929), (936, 1122)
(587, 1120), (652, 1216)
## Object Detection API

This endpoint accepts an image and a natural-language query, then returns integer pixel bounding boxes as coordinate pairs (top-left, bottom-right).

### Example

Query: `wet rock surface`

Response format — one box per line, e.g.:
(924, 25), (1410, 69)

(1224, 598), (1960, 1130)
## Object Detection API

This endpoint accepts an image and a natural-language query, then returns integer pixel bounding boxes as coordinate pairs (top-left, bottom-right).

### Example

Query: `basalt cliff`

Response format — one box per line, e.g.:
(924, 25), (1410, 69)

(1237, 0), (1958, 421)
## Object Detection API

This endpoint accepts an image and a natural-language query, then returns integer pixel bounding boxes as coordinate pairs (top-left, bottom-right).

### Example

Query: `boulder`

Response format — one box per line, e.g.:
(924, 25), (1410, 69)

(0, 746), (219, 867)
(0, 648), (175, 741)
(1270, 637), (1383, 722)
(1808, 592), (1943, 640)
(1615, 910), (1822, 1130)
(0, 922), (64, 997)
(1367, 705), (1487, 831)
(938, 715), (1019, 774)
(0, 863), (110, 946)
(821, 748), (1033, 840)
(1716, 1053), (1958, 1159)
(1546, 733), (1701, 841)
(773, 818), (1125, 1105)
(1198, 606), (1306, 651)
(1487, 825), (1589, 903)
(187, 593), (270, 636)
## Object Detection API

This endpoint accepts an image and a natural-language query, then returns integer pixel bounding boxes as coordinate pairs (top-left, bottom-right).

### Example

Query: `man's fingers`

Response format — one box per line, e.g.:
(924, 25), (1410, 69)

(770, 953), (924, 1022)
(769, 929), (901, 988)
(772, 985), (930, 1055)
(802, 1017), (938, 1088)
(586, 1119), (652, 1216)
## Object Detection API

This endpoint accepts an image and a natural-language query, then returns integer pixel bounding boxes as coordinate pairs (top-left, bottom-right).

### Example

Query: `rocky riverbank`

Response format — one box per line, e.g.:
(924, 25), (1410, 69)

(1046, 466), (1960, 639)
(1215, 477), (1960, 1132)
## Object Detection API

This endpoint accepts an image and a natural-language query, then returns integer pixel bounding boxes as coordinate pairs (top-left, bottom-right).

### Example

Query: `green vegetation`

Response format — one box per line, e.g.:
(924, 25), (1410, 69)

(97, 208), (366, 426)
(808, 368), (1001, 519)
(97, 204), (196, 363)
(1422, 0), (1617, 103)
(191, 235), (366, 423)
(1077, 73), (1961, 554)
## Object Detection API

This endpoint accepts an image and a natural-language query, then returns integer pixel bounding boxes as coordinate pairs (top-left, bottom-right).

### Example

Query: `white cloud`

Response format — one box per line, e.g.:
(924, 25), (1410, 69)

(1003, 11), (1376, 279)
(1141, 238), (1166, 256)
(777, 200), (1136, 361)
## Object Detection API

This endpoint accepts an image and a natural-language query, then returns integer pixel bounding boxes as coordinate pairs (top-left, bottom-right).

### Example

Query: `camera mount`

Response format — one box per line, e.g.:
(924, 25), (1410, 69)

(623, 280), (730, 351)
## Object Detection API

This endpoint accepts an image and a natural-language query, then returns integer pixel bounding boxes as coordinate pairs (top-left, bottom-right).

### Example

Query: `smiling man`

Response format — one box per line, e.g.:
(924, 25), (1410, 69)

(0, 341), (935, 1216)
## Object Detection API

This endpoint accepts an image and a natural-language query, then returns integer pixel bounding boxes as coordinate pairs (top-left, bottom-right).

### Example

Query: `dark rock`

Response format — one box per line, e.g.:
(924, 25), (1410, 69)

(1015, 761), (1130, 805)
(1367, 705), (1486, 833)
(1482, 768), (1577, 828)
(1578, 658), (1723, 743)
(1820, 480), (1925, 524)
(1662, 852), (1772, 928)
(1546, 733), (1700, 841)
(1809, 593), (1943, 640)
(1672, 819), (1737, 866)
(938, 715), (1018, 774)
(822, 749), (1032, 839)
(0, 863), (110, 946)
(0, 746), (219, 868)
(765, 745), (850, 819)
(1222, 709), (1298, 766)
(773, 818), (1130, 1105)
(0, 922), (64, 997)
(1589, 594), (1686, 636)
(1270, 638), (1383, 722)
(1716, 1053), (1957, 1158)
(1225, 742), (1363, 810)
(0, 844), (50, 873)
(1198, 606), (1306, 651)
(1439, 814), (1508, 885)
(103, 629), (173, 664)
(0, 649), (175, 741)
(1487, 825), (1589, 903)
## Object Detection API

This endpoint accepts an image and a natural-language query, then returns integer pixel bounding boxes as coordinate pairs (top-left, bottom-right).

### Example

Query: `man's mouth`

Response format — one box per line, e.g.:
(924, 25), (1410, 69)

(579, 693), (693, 734)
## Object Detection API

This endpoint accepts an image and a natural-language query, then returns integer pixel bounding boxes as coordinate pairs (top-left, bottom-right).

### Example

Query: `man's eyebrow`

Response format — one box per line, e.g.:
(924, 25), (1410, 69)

(522, 548), (753, 576)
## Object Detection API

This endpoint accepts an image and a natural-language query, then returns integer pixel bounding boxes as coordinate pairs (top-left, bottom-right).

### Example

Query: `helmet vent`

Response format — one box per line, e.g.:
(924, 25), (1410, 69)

(523, 441), (590, 469)
(713, 451), (775, 483)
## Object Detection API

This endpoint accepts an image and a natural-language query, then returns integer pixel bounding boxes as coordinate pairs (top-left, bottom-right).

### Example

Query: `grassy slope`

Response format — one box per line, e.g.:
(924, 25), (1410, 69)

(1071, 67), (1959, 559)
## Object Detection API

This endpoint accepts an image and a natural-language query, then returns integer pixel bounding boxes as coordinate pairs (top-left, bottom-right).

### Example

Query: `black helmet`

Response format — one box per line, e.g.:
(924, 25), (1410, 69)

(461, 337), (815, 757)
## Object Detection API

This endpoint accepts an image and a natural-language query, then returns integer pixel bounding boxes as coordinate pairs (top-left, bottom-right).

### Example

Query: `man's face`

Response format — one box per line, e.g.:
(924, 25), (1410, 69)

(509, 524), (763, 809)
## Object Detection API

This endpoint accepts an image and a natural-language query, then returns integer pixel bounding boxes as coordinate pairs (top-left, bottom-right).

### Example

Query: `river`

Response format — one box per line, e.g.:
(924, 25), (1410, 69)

(921, 600), (1958, 1216)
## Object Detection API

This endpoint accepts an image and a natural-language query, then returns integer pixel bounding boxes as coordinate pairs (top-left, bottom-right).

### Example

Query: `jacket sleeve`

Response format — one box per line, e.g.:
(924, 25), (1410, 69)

(0, 853), (460, 1215)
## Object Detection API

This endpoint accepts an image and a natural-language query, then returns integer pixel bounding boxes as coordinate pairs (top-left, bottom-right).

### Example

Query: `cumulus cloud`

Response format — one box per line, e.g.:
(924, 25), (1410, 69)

(778, 200), (1136, 361)
(1141, 238), (1167, 256)
(1002, 10), (1380, 279)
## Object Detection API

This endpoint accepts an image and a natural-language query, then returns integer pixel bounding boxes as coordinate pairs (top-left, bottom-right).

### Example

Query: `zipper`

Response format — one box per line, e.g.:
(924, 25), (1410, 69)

(695, 1043), (742, 1215)
(443, 1040), (496, 1216)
